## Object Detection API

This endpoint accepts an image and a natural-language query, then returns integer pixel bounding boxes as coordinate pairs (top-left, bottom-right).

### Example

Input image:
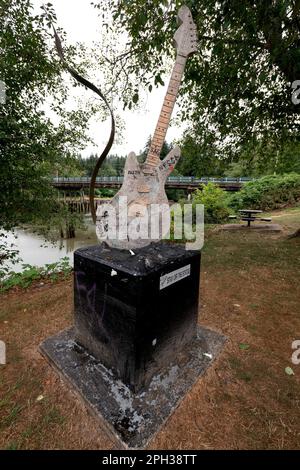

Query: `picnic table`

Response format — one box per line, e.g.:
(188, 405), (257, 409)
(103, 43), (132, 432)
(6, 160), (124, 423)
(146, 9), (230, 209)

(238, 209), (271, 227)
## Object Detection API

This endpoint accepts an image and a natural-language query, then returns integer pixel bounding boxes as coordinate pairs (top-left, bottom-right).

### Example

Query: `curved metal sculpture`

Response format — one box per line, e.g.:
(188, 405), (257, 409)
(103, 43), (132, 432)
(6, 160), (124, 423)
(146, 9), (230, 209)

(52, 26), (115, 224)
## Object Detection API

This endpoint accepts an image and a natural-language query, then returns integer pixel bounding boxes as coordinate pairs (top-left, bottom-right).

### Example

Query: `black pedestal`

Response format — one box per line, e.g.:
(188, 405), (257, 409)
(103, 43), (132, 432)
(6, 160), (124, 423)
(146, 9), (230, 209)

(74, 242), (201, 392)
(40, 242), (226, 448)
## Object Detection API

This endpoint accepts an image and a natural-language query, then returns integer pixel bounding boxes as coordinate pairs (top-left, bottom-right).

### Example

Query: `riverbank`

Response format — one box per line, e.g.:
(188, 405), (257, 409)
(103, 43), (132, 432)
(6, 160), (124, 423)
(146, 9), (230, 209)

(0, 207), (300, 449)
(2, 217), (98, 273)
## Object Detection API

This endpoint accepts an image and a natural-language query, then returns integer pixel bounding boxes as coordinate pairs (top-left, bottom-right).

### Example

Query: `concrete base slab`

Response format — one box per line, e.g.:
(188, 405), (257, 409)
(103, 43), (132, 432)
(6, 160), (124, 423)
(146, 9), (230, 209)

(220, 223), (282, 232)
(40, 326), (226, 449)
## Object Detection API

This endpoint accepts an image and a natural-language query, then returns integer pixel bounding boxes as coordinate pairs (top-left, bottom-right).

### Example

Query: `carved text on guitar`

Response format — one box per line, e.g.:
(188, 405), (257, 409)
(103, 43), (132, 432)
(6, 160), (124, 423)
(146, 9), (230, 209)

(96, 6), (198, 249)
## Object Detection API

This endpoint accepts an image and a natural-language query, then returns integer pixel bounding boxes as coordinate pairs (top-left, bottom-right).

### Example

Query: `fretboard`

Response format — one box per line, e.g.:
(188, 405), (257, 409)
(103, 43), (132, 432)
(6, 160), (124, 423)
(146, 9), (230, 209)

(145, 54), (187, 167)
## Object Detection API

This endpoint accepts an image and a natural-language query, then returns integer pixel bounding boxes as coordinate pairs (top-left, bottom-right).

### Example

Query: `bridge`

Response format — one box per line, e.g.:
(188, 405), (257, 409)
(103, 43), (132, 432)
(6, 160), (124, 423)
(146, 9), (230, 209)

(52, 176), (254, 192)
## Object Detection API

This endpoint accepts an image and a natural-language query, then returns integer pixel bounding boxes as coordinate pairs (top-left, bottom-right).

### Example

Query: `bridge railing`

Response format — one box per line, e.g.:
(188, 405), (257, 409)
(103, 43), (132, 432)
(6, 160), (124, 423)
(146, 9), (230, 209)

(53, 176), (125, 183)
(53, 176), (255, 184)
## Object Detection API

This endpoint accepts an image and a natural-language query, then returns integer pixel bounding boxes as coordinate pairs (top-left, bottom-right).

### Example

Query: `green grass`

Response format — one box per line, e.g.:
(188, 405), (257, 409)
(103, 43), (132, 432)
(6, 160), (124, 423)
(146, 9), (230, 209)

(0, 366), (66, 450)
(0, 404), (24, 430)
(5, 441), (20, 450)
(42, 406), (66, 426)
(2, 406), (66, 450)
(202, 231), (300, 273)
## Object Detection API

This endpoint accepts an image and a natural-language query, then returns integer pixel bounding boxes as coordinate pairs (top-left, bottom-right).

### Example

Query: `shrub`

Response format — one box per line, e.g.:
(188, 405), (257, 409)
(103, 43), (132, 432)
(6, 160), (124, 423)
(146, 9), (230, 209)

(166, 188), (185, 202)
(192, 182), (231, 224)
(0, 257), (72, 292)
(0, 232), (20, 279)
(97, 188), (117, 198)
(229, 173), (300, 211)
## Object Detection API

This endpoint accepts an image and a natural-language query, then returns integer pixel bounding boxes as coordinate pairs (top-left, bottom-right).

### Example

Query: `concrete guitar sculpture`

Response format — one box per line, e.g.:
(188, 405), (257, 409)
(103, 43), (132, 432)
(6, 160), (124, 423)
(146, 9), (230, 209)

(97, 6), (198, 249)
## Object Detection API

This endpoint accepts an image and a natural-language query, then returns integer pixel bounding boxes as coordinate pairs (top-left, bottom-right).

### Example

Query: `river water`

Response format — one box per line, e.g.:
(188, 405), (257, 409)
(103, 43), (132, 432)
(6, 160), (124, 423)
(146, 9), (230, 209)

(5, 216), (98, 272)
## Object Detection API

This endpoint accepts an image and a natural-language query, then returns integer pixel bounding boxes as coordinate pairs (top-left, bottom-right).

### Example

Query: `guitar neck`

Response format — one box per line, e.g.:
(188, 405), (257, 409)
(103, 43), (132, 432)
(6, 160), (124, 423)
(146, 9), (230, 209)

(145, 54), (187, 167)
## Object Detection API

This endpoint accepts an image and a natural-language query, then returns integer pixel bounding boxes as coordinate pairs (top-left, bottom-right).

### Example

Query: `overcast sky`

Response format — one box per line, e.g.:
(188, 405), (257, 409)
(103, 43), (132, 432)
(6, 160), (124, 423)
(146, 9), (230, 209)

(32, 0), (186, 157)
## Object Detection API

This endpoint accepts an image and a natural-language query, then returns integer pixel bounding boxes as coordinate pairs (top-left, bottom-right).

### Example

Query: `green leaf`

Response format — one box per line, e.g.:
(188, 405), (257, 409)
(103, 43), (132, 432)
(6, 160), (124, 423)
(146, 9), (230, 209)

(239, 343), (250, 350)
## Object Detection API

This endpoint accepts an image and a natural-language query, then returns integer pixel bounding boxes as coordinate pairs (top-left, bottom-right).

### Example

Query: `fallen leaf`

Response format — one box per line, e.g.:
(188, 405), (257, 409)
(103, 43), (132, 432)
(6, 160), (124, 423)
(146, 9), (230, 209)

(285, 367), (295, 376)
(234, 304), (241, 308)
(36, 395), (44, 402)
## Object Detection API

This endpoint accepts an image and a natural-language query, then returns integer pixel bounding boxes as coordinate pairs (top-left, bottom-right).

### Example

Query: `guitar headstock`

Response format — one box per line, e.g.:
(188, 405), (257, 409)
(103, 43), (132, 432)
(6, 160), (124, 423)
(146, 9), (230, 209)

(173, 6), (198, 58)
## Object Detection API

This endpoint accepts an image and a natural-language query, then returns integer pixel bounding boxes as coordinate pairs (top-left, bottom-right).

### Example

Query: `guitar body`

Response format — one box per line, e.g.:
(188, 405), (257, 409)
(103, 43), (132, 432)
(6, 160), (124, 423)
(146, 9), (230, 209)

(96, 147), (181, 249)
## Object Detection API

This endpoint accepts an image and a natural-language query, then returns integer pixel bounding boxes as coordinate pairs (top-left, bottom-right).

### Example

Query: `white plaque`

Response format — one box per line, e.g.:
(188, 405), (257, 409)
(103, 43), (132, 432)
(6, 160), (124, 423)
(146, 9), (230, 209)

(160, 264), (191, 290)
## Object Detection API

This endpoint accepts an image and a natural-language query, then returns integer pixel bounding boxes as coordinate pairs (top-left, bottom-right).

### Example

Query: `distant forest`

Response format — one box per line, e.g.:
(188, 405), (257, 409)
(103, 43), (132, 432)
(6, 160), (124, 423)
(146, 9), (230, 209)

(73, 134), (300, 179)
